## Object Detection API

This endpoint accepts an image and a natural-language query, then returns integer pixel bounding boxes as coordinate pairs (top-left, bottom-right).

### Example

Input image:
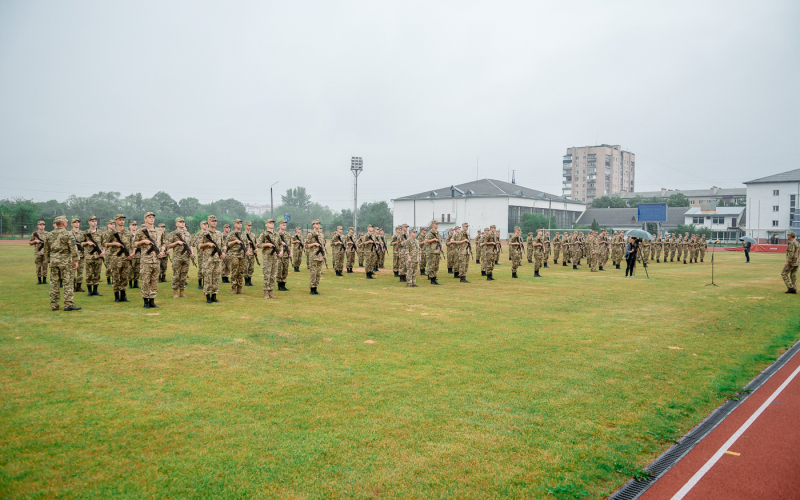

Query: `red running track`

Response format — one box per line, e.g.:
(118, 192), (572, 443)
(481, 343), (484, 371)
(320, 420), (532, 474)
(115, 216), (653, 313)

(639, 349), (800, 500)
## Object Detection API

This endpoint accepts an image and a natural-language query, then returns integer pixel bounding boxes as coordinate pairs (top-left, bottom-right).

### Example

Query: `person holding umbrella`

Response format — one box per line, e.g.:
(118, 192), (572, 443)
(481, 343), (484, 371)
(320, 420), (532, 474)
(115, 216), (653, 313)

(740, 236), (757, 263)
(625, 237), (639, 277)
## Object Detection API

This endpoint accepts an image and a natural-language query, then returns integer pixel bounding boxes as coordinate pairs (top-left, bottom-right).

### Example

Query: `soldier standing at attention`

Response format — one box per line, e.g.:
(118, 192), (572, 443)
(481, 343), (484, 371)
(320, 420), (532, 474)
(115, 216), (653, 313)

(675, 235), (683, 263)
(345, 227), (357, 273)
(135, 212), (166, 308)
(158, 223), (169, 282)
(561, 232), (570, 267)
(225, 219), (246, 295)
(127, 220), (140, 289)
(404, 228), (420, 287)
(396, 225), (409, 282)
(29, 220), (49, 284)
(654, 234), (662, 263)
(417, 227), (428, 275)
(167, 217), (194, 298)
(257, 219), (279, 299)
(526, 232), (534, 263)
(305, 219), (326, 295)
(424, 220), (442, 285)
(543, 231), (551, 268)
(242, 221), (256, 286)
(552, 232), (561, 265)
(481, 227), (496, 280)
(276, 220), (293, 290)
(103, 220), (115, 285)
(509, 226), (523, 278)
(782, 231), (799, 294)
(69, 218), (86, 292)
(455, 222), (471, 282)
(291, 226), (304, 272)
(640, 236), (650, 268)
(356, 233), (365, 268)
(220, 224), (232, 283)
(588, 230), (599, 272)
(197, 215), (225, 304)
(192, 220), (208, 289)
(390, 226), (400, 276)
(363, 225), (377, 280)
(331, 225), (345, 276)
(474, 229), (482, 264)
(81, 216), (105, 296)
(445, 228), (455, 274)
(668, 235), (676, 262)
(44, 216), (81, 311)
(106, 214), (134, 303)
(376, 228), (386, 270)
(451, 226), (462, 278)
(700, 235), (707, 262)
(570, 231), (582, 269)
(532, 229), (545, 277)
(492, 226), (502, 265)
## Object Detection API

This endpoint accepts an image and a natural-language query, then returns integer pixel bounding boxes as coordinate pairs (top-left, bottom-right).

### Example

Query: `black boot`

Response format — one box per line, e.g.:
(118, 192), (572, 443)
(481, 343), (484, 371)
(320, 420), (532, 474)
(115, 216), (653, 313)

(512, 272), (518, 279)
(198, 279), (203, 289)
(107, 277), (111, 285)
(144, 298), (150, 309)
(616, 264), (621, 269)
(374, 267), (379, 273)
(87, 286), (94, 296)
(563, 262), (567, 266)
(534, 271), (541, 277)
(42, 277), (47, 285)
(149, 298), (158, 308)
(683, 260), (687, 264)
(114, 291), (120, 302)
(282, 282), (289, 291)
(454, 271), (459, 278)
(447, 267), (452, 274)
(64, 305), (82, 311)
(420, 268), (425, 275)
(366, 272), (374, 279)
(203, 294), (210, 303)
(294, 267), (300, 272)
(121, 290), (130, 302)
(347, 268), (353, 273)
(481, 270), (486, 276)
(599, 266), (604, 271)
(59, 280), (63, 288)
(657, 259), (660, 263)
(399, 275), (406, 282)
(487, 273), (495, 281)
(37, 276), (42, 285)
(460, 276), (470, 283)
(310, 288), (315, 295)
(211, 294), (219, 303)
(94, 285), (102, 296)
(431, 277), (440, 285)
(544, 264), (549, 268)
(222, 277), (228, 283)
(573, 265), (578, 269)
(128, 280), (132, 289)
(394, 271), (399, 277)
(476, 259), (480, 264)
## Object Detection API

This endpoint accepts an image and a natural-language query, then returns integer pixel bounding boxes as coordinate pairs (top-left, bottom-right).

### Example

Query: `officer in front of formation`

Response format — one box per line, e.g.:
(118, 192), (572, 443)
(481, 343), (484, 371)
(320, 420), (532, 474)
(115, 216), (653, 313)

(44, 216), (82, 311)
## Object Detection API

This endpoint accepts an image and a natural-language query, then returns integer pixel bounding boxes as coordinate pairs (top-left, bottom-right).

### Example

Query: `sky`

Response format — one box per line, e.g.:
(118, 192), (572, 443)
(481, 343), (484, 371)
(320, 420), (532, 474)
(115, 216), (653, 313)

(0, 0), (798, 210)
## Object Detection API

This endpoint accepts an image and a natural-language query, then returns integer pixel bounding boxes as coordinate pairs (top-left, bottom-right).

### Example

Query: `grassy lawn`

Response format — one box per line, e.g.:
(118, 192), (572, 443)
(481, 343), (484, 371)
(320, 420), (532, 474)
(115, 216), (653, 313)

(1, 241), (797, 499)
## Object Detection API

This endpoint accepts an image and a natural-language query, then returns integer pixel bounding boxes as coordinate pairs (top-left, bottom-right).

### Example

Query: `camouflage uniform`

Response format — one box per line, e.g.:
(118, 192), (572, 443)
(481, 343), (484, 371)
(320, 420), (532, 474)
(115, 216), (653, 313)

(226, 226), (246, 293)
(526, 233), (534, 263)
(306, 226), (326, 291)
(426, 225), (442, 282)
(570, 233), (581, 268)
(640, 237), (650, 266)
(782, 235), (799, 291)
(445, 231), (455, 272)
(533, 233), (545, 274)
(417, 230), (427, 273)
(700, 236), (707, 261)
(405, 234), (420, 286)
(135, 222), (166, 301)
(345, 229), (357, 272)
(104, 221), (115, 284)
(474, 231), (482, 264)
(158, 223), (169, 281)
(395, 232), (407, 278)
(509, 231), (523, 275)
(168, 226), (193, 294)
(276, 228), (292, 288)
(331, 228), (345, 273)
(30, 226), (49, 280)
(242, 226), (257, 283)
(191, 227), (206, 288)
(70, 222), (86, 290)
(43, 219), (79, 310)
(357, 234), (364, 267)
(82, 226), (105, 287)
(654, 235), (662, 262)
(221, 227), (232, 281)
(291, 230), (304, 271)
(108, 225), (134, 296)
(552, 234), (561, 264)
(258, 225), (280, 297)
(481, 229), (497, 278)
(456, 227), (471, 279)
(199, 226), (224, 296)
(128, 222), (141, 287)
(543, 234), (551, 266)
(391, 230), (400, 274)
(675, 236), (683, 262)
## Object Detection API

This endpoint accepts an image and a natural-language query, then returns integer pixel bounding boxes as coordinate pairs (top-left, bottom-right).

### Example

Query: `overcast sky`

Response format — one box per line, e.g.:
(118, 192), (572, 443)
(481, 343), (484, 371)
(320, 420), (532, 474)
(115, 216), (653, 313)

(0, 0), (797, 210)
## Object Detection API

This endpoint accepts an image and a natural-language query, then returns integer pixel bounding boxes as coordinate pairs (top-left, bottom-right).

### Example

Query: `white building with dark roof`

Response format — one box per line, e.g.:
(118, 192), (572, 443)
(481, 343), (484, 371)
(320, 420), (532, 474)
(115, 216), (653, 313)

(684, 205), (746, 242)
(392, 179), (585, 237)
(745, 168), (800, 243)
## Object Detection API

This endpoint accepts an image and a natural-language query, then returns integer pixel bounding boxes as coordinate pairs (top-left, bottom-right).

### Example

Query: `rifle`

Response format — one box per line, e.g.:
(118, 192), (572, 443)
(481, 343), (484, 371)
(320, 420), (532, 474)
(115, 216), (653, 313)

(245, 232), (260, 265)
(84, 232), (102, 255)
(313, 232), (328, 269)
(142, 228), (162, 258)
(279, 233), (291, 257)
(348, 235), (358, 251)
(112, 231), (131, 258)
(174, 232), (197, 267)
(70, 232), (83, 254)
(32, 234), (45, 252)
(204, 233), (223, 258)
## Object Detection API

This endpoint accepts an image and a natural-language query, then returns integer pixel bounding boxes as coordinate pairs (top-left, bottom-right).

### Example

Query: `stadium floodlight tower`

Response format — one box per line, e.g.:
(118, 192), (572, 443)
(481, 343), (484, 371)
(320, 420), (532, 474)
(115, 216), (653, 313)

(351, 157), (363, 230)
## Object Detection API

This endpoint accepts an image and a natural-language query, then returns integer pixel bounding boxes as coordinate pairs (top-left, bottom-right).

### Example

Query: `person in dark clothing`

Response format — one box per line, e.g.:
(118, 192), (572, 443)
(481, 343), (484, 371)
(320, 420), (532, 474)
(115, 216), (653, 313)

(625, 238), (639, 277)
(744, 241), (751, 263)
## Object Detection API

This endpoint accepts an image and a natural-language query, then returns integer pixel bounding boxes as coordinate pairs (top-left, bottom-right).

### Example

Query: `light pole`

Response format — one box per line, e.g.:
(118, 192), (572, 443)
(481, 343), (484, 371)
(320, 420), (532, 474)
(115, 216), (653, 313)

(351, 157), (363, 230)
(271, 181), (279, 221)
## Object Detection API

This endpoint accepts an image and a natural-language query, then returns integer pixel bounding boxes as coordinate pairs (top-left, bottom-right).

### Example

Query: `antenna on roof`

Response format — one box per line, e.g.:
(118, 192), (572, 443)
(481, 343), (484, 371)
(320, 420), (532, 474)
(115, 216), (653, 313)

(512, 170), (516, 184)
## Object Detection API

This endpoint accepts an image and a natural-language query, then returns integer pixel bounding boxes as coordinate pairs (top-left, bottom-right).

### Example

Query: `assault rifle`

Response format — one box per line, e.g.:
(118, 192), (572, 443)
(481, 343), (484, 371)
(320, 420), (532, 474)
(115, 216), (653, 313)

(84, 231), (103, 256)
(112, 231), (131, 257)
(348, 235), (358, 251)
(204, 233), (223, 258)
(313, 232), (328, 269)
(174, 232), (197, 267)
(279, 233), (291, 257)
(245, 232), (260, 265)
(142, 228), (162, 258)
(32, 234), (45, 252)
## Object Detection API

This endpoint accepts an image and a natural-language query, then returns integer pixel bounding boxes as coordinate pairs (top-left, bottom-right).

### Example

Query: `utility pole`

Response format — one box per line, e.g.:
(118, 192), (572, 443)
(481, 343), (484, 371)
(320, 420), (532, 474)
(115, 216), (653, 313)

(271, 181), (279, 221)
(351, 157), (363, 230)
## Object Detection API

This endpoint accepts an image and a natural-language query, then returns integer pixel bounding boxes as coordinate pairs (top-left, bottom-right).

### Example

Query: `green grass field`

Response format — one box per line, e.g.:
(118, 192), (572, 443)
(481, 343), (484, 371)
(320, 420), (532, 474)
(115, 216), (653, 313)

(1, 241), (797, 499)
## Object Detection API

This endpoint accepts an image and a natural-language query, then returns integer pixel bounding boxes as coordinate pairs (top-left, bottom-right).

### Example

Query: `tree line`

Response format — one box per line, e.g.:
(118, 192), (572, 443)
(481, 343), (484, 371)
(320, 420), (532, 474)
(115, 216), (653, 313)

(0, 187), (392, 236)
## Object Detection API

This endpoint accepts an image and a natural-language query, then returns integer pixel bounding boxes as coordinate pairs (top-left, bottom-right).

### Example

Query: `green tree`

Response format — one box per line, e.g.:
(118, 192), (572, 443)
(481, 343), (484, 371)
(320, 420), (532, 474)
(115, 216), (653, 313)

(590, 196), (627, 208)
(667, 193), (690, 207)
(675, 223), (712, 238)
(358, 201), (393, 231)
(178, 197), (202, 216)
(520, 213), (557, 235)
(281, 187), (312, 211)
(590, 218), (600, 231)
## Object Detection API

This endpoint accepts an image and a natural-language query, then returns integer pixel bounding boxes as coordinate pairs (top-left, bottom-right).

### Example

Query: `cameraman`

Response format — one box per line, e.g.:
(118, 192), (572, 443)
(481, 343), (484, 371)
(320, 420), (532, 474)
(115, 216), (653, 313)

(625, 237), (639, 278)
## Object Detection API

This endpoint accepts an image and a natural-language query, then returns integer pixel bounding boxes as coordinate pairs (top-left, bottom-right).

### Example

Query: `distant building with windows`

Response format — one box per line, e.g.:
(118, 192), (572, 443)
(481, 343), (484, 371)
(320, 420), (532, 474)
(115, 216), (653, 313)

(684, 203), (746, 242)
(393, 179), (585, 237)
(563, 144), (635, 203)
(620, 187), (746, 207)
(244, 203), (271, 216)
(744, 169), (800, 243)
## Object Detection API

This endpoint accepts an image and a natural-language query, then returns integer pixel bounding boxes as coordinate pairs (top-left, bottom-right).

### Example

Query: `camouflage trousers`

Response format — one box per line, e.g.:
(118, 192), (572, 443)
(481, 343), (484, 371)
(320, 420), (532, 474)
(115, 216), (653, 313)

(406, 259), (418, 286)
(49, 264), (74, 308)
(589, 252), (598, 272)
(306, 250), (311, 270)
(393, 251), (400, 272)
(427, 253), (440, 278)
(292, 249), (302, 269)
(484, 251), (496, 274)
(480, 247), (487, 272)
(420, 249), (426, 271)
(699, 248), (706, 260)
(346, 250), (356, 269)
(141, 261), (160, 299)
(447, 249), (456, 270)
(262, 256), (278, 292)
(365, 249), (377, 272)
(357, 250), (364, 267)
(277, 257), (291, 283)
(377, 250), (385, 268)
(35, 254), (46, 277)
(74, 257), (85, 284)
(202, 258), (222, 295)
(571, 247), (582, 265)
(160, 256), (168, 277)
(641, 249), (649, 265)
(782, 264), (798, 289)
(309, 259), (322, 288)
(526, 246), (533, 263)
(510, 249), (522, 272)
(228, 255), (244, 287)
(553, 245), (560, 263)
(221, 256), (230, 278)
(534, 251), (544, 272)
(655, 246), (662, 261)
(110, 257), (130, 293)
(600, 248), (609, 267)
(612, 247), (623, 265)
(676, 247), (683, 261)
(243, 254), (255, 278)
(397, 251), (406, 276)
(458, 250), (470, 276)
(85, 258), (103, 286)
(333, 248), (345, 272)
(130, 258), (140, 281)
(172, 257), (190, 290)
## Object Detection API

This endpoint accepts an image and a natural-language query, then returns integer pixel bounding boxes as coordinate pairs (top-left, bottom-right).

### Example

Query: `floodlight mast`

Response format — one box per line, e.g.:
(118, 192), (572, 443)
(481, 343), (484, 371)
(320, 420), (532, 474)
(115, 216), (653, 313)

(351, 157), (363, 230)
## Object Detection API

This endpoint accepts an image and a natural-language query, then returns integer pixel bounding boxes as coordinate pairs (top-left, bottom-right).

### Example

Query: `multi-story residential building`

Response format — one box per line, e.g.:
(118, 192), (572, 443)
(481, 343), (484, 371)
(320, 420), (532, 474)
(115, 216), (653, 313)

(621, 187), (746, 206)
(744, 169), (800, 243)
(562, 144), (635, 203)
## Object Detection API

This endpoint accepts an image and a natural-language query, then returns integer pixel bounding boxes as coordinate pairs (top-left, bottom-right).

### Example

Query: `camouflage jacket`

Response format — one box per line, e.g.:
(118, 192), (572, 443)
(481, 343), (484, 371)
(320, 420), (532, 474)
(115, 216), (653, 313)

(305, 231), (326, 262)
(107, 228), (134, 260)
(405, 237), (420, 261)
(509, 234), (523, 253)
(44, 228), (79, 266)
(70, 229), (85, 258)
(427, 229), (442, 254)
(257, 229), (280, 259)
(277, 230), (292, 259)
(135, 227), (165, 265)
(227, 230), (246, 258)
(30, 230), (48, 256)
(82, 229), (105, 261)
(787, 239), (800, 266)
(168, 228), (193, 261)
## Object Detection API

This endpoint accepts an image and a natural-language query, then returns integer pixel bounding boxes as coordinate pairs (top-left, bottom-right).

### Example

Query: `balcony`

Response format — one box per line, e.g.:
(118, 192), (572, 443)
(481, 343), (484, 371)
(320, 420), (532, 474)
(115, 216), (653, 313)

(563, 182), (572, 188)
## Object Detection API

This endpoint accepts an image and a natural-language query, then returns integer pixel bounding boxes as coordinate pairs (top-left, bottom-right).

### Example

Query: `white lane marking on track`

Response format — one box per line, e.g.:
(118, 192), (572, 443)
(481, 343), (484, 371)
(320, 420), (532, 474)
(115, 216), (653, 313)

(670, 364), (800, 500)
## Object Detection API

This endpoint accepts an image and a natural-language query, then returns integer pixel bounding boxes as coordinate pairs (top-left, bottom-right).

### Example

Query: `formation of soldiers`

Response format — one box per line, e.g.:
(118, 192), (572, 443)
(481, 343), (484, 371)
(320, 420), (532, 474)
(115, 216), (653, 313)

(35, 212), (799, 310)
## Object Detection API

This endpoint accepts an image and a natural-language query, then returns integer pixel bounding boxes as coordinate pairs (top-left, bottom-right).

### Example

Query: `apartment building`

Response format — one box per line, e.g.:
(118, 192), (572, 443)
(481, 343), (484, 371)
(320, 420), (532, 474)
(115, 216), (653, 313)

(562, 144), (635, 202)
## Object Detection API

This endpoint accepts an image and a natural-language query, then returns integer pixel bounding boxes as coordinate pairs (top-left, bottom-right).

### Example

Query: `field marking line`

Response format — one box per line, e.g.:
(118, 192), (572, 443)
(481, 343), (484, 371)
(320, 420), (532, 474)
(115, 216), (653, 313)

(670, 364), (800, 500)
(723, 451), (740, 456)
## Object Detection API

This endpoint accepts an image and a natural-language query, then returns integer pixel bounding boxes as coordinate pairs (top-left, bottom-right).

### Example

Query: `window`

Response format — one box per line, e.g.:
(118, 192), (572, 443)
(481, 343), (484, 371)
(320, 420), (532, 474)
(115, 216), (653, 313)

(441, 214), (451, 223)
(712, 216), (724, 224)
(731, 217), (737, 226)
(773, 220), (779, 227)
(791, 195), (796, 224)
(773, 205), (779, 212)
(774, 190), (780, 196)
(693, 217), (704, 224)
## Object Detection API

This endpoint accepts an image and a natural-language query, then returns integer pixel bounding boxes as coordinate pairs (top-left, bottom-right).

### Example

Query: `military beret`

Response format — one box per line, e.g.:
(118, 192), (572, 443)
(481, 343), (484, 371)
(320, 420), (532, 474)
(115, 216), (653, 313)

(207, 215), (216, 221)
(88, 215), (97, 221)
(71, 217), (80, 223)
(144, 211), (155, 218)
(337, 226), (343, 230)
(266, 219), (275, 223)
(37, 220), (45, 224)
(175, 217), (185, 223)
(245, 221), (252, 226)
(789, 231), (796, 237)
(312, 219), (320, 224)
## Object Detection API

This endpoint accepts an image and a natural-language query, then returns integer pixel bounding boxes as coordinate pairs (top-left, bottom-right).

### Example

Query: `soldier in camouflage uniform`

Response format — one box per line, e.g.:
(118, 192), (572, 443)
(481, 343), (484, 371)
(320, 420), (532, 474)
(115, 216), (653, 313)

(81, 216), (106, 296)
(357, 233), (364, 268)
(396, 225), (408, 281)
(509, 226), (523, 278)
(475, 229), (482, 264)
(104, 220), (115, 285)
(417, 227), (427, 275)
(106, 214), (134, 303)
(29, 220), (48, 284)
(135, 212), (166, 308)
(167, 217), (195, 298)
(570, 231), (581, 269)
(455, 223), (471, 282)
(257, 219), (280, 299)
(191, 220), (208, 289)
(225, 219), (246, 295)
(481, 227), (497, 280)
(451, 227), (462, 278)
(158, 223), (169, 282)
(291, 226), (304, 272)
(782, 231), (799, 293)
(390, 226), (400, 276)
(127, 220), (140, 289)
(532, 229), (545, 277)
(305, 219), (326, 294)
(543, 231), (551, 268)
(276, 220), (293, 290)
(405, 228), (420, 287)
(220, 224), (232, 283)
(242, 221), (257, 286)
(700, 235), (707, 262)
(197, 215), (225, 303)
(526, 232), (534, 263)
(363, 225), (378, 279)
(552, 232), (561, 265)
(674, 235), (683, 262)
(445, 228), (456, 274)
(424, 220), (442, 285)
(331, 225), (345, 276)
(345, 227), (357, 273)
(69, 218), (86, 292)
(44, 216), (81, 311)
(376, 228), (386, 270)
(640, 235), (650, 268)
(654, 234), (662, 263)
(586, 230), (598, 272)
